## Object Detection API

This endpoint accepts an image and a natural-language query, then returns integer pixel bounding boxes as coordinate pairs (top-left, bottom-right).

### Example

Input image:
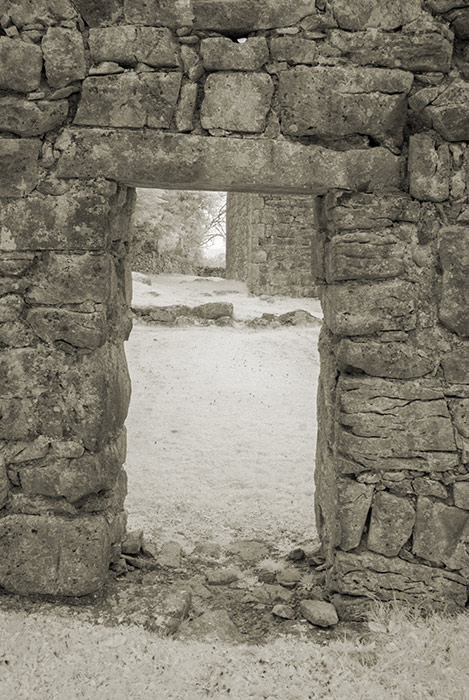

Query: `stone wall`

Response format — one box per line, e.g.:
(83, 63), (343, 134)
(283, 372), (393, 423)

(226, 193), (318, 297)
(0, 0), (468, 610)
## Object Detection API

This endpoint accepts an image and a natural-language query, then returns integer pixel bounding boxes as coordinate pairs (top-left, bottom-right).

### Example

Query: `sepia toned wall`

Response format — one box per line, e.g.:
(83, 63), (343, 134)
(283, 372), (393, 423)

(0, 0), (468, 610)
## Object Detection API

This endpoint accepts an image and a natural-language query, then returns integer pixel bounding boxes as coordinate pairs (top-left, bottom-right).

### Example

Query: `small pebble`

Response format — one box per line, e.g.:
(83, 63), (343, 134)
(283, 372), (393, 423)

(272, 604), (295, 620)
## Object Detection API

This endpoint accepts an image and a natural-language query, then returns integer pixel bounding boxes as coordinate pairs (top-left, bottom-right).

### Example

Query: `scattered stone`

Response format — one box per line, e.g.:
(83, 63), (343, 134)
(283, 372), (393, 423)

(157, 541), (182, 568)
(276, 568), (302, 588)
(121, 530), (143, 555)
(228, 539), (269, 563)
(122, 554), (146, 570)
(194, 541), (222, 559)
(110, 558), (128, 576)
(299, 600), (339, 627)
(272, 604), (295, 619)
(158, 586), (192, 635)
(177, 609), (242, 642)
(194, 302), (234, 320)
(141, 540), (158, 559)
(288, 547), (305, 561)
(187, 575), (212, 600)
(206, 567), (239, 585)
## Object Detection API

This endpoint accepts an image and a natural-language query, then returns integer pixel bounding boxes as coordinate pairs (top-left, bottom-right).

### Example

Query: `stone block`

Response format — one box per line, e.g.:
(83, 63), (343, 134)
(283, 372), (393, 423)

(42, 27), (87, 88)
(0, 36), (43, 93)
(337, 376), (458, 472)
(89, 26), (179, 68)
(329, 27), (453, 73)
(0, 294), (23, 322)
(26, 308), (107, 348)
(426, 80), (469, 141)
(322, 279), (416, 336)
(0, 138), (40, 198)
(448, 8), (469, 39)
(336, 339), (434, 379)
(448, 398), (469, 439)
(0, 321), (34, 348)
(330, 550), (467, 607)
(56, 128), (401, 194)
(408, 133), (450, 203)
(337, 478), (373, 551)
(454, 482), (469, 510)
(124, 0), (316, 32)
(26, 253), (112, 304)
(71, 0), (122, 26)
(0, 185), (114, 251)
(439, 226), (469, 336)
(201, 37), (268, 71)
(6, 0), (77, 27)
(279, 65), (412, 148)
(0, 457), (8, 508)
(367, 492), (415, 557)
(330, 0), (421, 30)
(325, 192), (419, 232)
(201, 72), (273, 133)
(0, 514), (111, 595)
(413, 477), (448, 499)
(20, 434), (124, 502)
(325, 230), (405, 282)
(413, 497), (469, 566)
(75, 72), (182, 129)
(175, 82), (198, 132)
(270, 36), (317, 64)
(0, 97), (68, 138)
(442, 345), (469, 383)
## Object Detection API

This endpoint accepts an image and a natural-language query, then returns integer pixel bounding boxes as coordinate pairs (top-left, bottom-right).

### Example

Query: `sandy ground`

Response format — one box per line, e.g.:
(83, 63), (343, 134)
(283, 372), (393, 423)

(124, 322), (320, 554)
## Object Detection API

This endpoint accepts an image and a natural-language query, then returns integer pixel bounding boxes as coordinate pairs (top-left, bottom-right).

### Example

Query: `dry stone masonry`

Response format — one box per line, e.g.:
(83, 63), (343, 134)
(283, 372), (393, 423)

(0, 0), (469, 613)
(226, 192), (319, 297)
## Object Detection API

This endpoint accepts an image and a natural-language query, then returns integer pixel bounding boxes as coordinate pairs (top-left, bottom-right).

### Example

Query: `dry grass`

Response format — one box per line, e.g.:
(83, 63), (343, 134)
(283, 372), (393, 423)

(1, 604), (468, 699)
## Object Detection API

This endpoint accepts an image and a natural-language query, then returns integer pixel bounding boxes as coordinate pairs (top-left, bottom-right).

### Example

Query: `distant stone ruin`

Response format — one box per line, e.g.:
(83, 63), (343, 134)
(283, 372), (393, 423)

(0, 0), (468, 613)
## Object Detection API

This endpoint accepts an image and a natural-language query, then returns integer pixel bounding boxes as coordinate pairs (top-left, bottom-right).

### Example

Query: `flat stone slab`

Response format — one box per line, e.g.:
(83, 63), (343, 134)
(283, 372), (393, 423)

(56, 128), (401, 194)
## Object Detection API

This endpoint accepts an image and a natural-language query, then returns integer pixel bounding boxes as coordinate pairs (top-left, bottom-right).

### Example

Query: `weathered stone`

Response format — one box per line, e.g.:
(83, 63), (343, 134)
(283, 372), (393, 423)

(442, 345), (469, 383)
(0, 514), (111, 595)
(157, 541), (182, 568)
(337, 478), (373, 551)
(0, 97), (68, 137)
(89, 26), (179, 67)
(428, 0), (469, 11)
(42, 27), (87, 88)
(299, 600), (338, 627)
(6, 0), (77, 26)
(121, 529), (143, 554)
(454, 482), (469, 510)
(276, 567), (302, 588)
(439, 227), (469, 336)
(329, 27), (452, 73)
(175, 82), (198, 132)
(426, 80), (469, 141)
(330, 594), (374, 622)
(26, 308), (107, 348)
(201, 37), (268, 71)
(336, 339), (434, 379)
(180, 45), (204, 81)
(0, 138), (41, 198)
(325, 192), (420, 232)
(0, 36), (43, 93)
(279, 66), (412, 147)
(413, 497), (469, 566)
(323, 280), (415, 336)
(177, 609), (242, 642)
(270, 36), (317, 64)
(325, 230), (405, 283)
(0, 321), (34, 348)
(201, 72), (273, 133)
(272, 604), (295, 619)
(75, 73), (182, 129)
(408, 133), (450, 202)
(0, 186), (114, 251)
(0, 457), (8, 508)
(27, 253), (112, 304)
(337, 376), (458, 472)
(367, 492), (415, 557)
(89, 62), (124, 76)
(448, 398), (469, 440)
(124, 0), (316, 33)
(49, 440), (84, 459)
(56, 128), (401, 194)
(194, 302), (233, 320)
(448, 8), (469, 39)
(330, 550), (467, 607)
(0, 294), (23, 322)
(413, 477), (448, 499)
(71, 0), (122, 26)
(330, 0), (421, 30)
(228, 539), (269, 563)
(206, 567), (238, 585)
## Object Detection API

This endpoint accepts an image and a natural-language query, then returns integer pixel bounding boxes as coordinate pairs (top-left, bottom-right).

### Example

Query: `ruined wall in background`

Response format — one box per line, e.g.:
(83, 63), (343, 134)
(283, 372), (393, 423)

(0, 0), (468, 611)
(226, 192), (318, 298)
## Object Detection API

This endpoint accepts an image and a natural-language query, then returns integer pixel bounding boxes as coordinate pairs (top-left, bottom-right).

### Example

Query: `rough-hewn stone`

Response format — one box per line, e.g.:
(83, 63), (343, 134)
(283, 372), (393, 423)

(413, 497), (469, 566)
(325, 230), (405, 282)
(0, 97), (69, 138)
(299, 600), (339, 627)
(0, 457), (8, 508)
(409, 133), (450, 202)
(0, 37), (43, 93)
(270, 36), (317, 64)
(56, 128), (401, 193)
(330, 550), (467, 607)
(89, 26), (179, 68)
(367, 492), (415, 557)
(454, 482), (469, 510)
(337, 478), (373, 551)
(442, 345), (469, 383)
(26, 308), (107, 348)
(336, 339), (435, 379)
(0, 514), (111, 595)
(201, 72), (273, 133)
(75, 73), (182, 129)
(0, 138), (41, 198)
(175, 82), (198, 132)
(27, 253), (112, 305)
(448, 398), (469, 439)
(201, 37), (268, 71)
(6, 0), (77, 27)
(439, 226), (469, 336)
(329, 26), (453, 73)
(42, 27), (87, 88)
(425, 80), (469, 141)
(71, 0), (122, 26)
(413, 477), (448, 499)
(324, 192), (420, 232)
(330, 0), (421, 31)
(323, 280), (416, 336)
(279, 65), (412, 147)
